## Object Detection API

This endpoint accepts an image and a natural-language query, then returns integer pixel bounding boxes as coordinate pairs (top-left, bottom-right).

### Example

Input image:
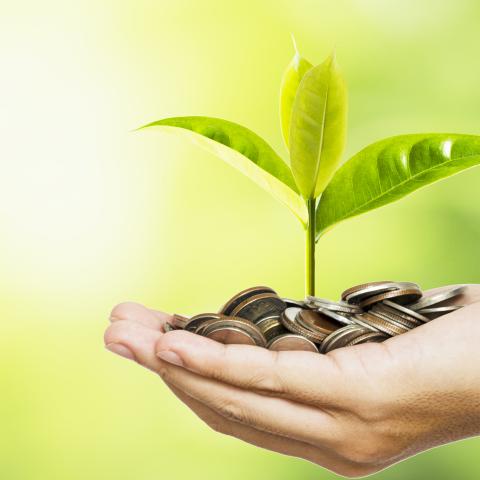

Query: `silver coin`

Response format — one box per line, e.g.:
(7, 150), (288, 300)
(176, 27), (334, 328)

(320, 325), (368, 353)
(163, 322), (175, 333)
(351, 314), (380, 333)
(282, 298), (306, 308)
(359, 312), (407, 336)
(408, 286), (466, 310)
(345, 331), (388, 346)
(315, 306), (356, 326)
(345, 282), (414, 304)
(373, 304), (423, 327)
(280, 308), (327, 343)
(369, 306), (416, 331)
(305, 296), (362, 314)
(381, 300), (429, 323)
(417, 305), (464, 314)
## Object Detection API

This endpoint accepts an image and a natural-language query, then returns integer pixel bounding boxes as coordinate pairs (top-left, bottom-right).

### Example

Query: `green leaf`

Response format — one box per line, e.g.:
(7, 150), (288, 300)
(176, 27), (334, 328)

(279, 36), (313, 150)
(140, 116), (308, 224)
(316, 134), (480, 239)
(289, 52), (348, 199)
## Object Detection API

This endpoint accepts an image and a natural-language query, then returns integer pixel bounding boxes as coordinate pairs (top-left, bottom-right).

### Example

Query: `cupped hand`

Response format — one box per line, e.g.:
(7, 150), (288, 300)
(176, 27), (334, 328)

(104, 285), (480, 478)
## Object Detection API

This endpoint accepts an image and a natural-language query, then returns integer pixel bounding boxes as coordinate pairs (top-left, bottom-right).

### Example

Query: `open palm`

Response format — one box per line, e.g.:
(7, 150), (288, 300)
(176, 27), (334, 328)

(104, 285), (480, 477)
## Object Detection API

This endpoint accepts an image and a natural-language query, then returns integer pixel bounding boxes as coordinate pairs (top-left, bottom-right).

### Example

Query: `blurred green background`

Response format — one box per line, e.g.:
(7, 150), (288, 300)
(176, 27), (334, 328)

(1, 0), (480, 478)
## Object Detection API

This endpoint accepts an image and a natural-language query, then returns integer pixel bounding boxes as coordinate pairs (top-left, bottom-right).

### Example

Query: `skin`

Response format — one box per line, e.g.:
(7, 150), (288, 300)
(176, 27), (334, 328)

(104, 285), (480, 478)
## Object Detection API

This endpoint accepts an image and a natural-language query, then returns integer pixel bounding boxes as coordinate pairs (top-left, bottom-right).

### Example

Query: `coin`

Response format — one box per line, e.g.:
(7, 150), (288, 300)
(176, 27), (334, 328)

(417, 305), (464, 315)
(163, 322), (175, 333)
(220, 286), (277, 315)
(171, 313), (189, 329)
(184, 313), (225, 332)
(296, 309), (342, 337)
(408, 286), (467, 310)
(320, 325), (370, 353)
(231, 292), (286, 323)
(344, 282), (420, 305)
(256, 316), (286, 341)
(369, 305), (418, 330)
(381, 300), (429, 323)
(341, 281), (395, 302)
(315, 306), (356, 326)
(356, 312), (408, 336)
(305, 296), (362, 314)
(359, 287), (422, 308)
(345, 331), (388, 346)
(282, 298), (306, 308)
(280, 308), (327, 343)
(174, 282), (467, 353)
(201, 317), (267, 347)
(267, 334), (319, 352)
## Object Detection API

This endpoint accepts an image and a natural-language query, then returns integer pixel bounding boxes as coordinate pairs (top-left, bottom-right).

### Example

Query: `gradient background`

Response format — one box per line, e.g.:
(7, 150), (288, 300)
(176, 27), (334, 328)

(1, 0), (480, 478)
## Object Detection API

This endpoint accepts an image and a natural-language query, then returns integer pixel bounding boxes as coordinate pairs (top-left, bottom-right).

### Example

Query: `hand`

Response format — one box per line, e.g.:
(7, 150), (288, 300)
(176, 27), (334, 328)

(104, 285), (480, 477)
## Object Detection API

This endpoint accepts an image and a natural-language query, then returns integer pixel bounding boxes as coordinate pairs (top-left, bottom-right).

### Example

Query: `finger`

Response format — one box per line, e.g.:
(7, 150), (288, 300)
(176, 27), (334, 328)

(165, 383), (330, 464)
(104, 319), (163, 372)
(166, 383), (374, 478)
(155, 355), (343, 449)
(109, 302), (172, 330)
(155, 330), (350, 407)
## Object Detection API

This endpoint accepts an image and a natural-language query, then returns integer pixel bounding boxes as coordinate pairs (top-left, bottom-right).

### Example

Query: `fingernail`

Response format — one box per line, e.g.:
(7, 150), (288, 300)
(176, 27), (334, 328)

(157, 350), (183, 367)
(106, 343), (135, 361)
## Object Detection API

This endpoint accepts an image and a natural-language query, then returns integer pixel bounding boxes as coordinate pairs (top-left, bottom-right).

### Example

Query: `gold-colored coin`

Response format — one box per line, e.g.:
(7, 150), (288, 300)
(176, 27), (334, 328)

(296, 309), (342, 336)
(341, 281), (396, 302)
(219, 286), (277, 315)
(171, 313), (189, 329)
(256, 316), (286, 342)
(231, 292), (286, 323)
(359, 288), (422, 308)
(345, 331), (388, 346)
(201, 317), (267, 347)
(184, 313), (225, 333)
(280, 308), (327, 343)
(356, 312), (407, 336)
(320, 325), (370, 353)
(267, 334), (318, 352)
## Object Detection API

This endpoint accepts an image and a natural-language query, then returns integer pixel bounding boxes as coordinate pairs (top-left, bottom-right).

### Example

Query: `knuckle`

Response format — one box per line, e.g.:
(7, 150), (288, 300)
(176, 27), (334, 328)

(157, 363), (171, 381)
(103, 319), (130, 345)
(205, 417), (229, 435)
(338, 434), (394, 467)
(109, 302), (140, 321)
(245, 368), (285, 395)
(247, 351), (288, 394)
(216, 399), (248, 424)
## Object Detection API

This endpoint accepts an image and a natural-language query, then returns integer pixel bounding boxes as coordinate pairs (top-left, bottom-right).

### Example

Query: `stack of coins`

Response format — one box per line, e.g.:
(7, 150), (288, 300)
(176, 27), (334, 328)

(165, 283), (466, 353)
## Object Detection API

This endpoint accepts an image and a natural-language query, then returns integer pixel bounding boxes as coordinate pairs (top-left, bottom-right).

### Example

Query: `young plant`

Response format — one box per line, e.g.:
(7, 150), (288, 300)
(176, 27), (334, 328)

(140, 40), (480, 297)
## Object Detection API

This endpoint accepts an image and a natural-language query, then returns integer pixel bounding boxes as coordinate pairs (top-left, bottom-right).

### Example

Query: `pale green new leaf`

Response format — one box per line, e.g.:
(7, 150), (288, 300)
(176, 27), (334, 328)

(140, 116), (307, 224)
(316, 134), (480, 239)
(289, 52), (347, 199)
(279, 37), (313, 150)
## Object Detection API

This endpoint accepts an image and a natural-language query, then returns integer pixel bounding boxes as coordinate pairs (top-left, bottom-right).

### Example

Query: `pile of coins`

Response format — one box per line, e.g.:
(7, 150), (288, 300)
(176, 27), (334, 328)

(165, 282), (466, 353)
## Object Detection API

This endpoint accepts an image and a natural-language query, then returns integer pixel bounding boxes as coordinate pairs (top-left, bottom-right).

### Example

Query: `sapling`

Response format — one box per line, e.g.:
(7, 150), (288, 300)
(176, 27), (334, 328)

(140, 40), (480, 296)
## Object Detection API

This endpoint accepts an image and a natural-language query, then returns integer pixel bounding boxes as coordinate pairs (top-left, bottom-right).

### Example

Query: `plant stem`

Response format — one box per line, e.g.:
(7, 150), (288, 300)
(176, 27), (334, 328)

(305, 198), (316, 297)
